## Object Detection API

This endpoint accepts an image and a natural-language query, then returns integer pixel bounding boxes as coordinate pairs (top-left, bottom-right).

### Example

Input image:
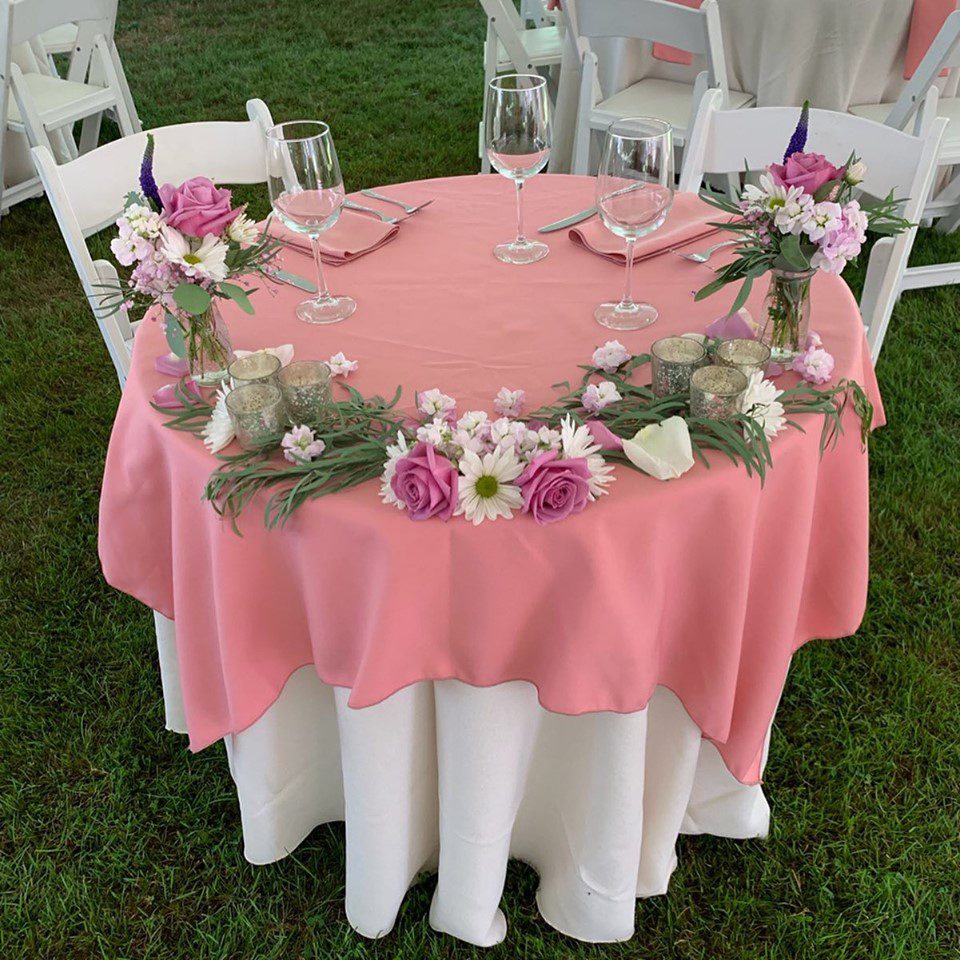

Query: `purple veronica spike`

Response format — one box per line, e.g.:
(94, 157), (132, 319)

(139, 133), (162, 211)
(783, 100), (810, 163)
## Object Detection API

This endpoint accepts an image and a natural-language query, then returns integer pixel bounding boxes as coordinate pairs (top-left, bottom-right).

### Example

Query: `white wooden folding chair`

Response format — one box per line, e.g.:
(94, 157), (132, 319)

(679, 88), (947, 363)
(32, 98), (276, 735)
(478, 0), (563, 173)
(1, 0), (139, 215)
(564, 0), (753, 175)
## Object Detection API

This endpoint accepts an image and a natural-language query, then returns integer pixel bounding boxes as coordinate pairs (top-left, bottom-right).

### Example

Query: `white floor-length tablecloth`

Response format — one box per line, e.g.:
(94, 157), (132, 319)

(551, 0), (960, 171)
(219, 665), (772, 945)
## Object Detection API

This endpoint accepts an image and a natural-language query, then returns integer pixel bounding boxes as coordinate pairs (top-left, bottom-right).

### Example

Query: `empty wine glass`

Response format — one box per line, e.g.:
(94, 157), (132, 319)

(485, 73), (551, 265)
(266, 121), (356, 324)
(595, 117), (674, 330)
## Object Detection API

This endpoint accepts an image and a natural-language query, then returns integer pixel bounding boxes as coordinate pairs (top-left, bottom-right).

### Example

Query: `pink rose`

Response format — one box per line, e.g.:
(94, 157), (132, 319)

(518, 451), (591, 525)
(158, 177), (240, 237)
(390, 442), (458, 521)
(769, 152), (844, 197)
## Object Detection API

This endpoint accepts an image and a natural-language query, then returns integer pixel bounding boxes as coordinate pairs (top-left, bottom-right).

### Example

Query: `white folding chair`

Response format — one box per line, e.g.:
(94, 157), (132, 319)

(478, 0), (563, 173)
(32, 98), (276, 735)
(565, 0), (753, 175)
(31, 99), (275, 387)
(1, 0), (139, 215)
(39, 20), (78, 74)
(679, 88), (947, 363)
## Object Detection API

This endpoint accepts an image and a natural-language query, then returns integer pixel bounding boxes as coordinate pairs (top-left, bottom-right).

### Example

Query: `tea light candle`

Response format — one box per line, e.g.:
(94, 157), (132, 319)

(228, 352), (281, 387)
(690, 365), (748, 420)
(278, 360), (332, 424)
(225, 382), (287, 450)
(651, 336), (707, 396)
(714, 338), (771, 379)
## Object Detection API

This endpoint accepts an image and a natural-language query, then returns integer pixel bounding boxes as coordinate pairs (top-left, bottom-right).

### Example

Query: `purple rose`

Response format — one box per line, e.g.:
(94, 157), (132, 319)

(518, 451), (591, 525)
(390, 442), (458, 521)
(769, 152), (844, 197)
(158, 176), (240, 237)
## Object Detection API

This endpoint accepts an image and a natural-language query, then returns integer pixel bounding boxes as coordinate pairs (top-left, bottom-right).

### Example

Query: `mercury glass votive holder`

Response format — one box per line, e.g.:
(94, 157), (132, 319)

(714, 338), (771, 380)
(690, 365), (748, 421)
(278, 360), (332, 424)
(225, 382), (287, 450)
(651, 336), (708, 397)
(228, 352), (282, 387)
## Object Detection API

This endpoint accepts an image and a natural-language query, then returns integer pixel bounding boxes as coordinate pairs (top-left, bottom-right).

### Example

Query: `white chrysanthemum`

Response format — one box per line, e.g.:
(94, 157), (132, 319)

(226, 212), (261, 245)
(740, 371), (785, 440)
(560, 415), (615, 500)
(455, 445), (523, 525)
(161, 227), (229, 282)
(379, 431), (411, 509)
(202, 382), (234, 453)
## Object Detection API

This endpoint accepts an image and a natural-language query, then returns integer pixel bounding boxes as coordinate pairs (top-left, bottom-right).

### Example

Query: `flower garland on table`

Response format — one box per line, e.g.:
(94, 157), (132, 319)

(154, 340), (874, 533)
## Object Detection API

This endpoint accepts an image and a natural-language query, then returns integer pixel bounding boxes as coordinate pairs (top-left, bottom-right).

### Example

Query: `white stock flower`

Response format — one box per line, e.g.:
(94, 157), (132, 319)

(327, 352), (358, 377)
(622, 417), (695, 481)
(417, 388), (456, 418)
(161, 227), (229, 282)
(493, 387), (525, 417)
(379, 431), (411, 509)
(740, 371), (785, 440)
(226, 212), (261, 245)
(773, 193), (814, 235)
(202, 382), (234, 453)
(455, 445), (524, 525)
(560, 415), (615, 499)
(803, 201), (842, 243)
(581, 380), (622, 414)
(591, 340), (631, 373)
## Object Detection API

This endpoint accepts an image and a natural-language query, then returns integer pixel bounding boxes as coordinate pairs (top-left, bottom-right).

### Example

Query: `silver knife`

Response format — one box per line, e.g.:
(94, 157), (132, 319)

(274, 270), (317, 293)
(538, 206), (597, 233)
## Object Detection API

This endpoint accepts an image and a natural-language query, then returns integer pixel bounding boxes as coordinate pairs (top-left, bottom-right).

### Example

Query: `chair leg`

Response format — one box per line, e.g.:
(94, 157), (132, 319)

(571, 122), (591, 176)
(94, 36), (137, 138)
(78, 113), (103, 154)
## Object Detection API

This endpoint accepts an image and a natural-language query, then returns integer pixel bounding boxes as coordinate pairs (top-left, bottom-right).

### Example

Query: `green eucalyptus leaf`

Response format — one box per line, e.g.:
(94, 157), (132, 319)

(172, 283), (212, 316)
(164, 310), (187, 358)
(219, 282), (255, 315)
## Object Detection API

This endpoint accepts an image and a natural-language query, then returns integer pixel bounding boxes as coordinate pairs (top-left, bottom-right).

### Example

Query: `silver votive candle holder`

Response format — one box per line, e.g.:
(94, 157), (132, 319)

(278, 360), (332, 424)
(651, 336), (708, 396)
(226, 382), (287, 450)
(690, 365), (748, 421)
(228, 352), (282, 387)
(714, 338), (771, 380)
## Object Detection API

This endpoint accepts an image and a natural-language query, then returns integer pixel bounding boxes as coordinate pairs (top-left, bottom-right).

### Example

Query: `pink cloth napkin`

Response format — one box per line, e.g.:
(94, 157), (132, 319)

(569, 191), (728, 264)
(269, 209), (398, 265)
(652, 0), (701, 65)
(904, 0), (954, 78)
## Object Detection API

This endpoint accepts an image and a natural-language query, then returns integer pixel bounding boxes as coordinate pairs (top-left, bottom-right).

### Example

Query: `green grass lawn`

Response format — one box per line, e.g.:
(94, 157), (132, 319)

(1, 1), (959, 957)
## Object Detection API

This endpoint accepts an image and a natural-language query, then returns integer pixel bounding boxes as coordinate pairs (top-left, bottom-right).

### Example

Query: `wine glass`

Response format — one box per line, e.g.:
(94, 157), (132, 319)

(485, 73), (551, 265)
(266, 121), (356, 324)
(595, 117), (674, 330)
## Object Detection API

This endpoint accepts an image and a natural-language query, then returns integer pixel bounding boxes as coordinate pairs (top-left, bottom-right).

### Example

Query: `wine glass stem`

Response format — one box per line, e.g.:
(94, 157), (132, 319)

(514, 179), (526, 245)
(621, 237), (636, 307)
(310, 235), (332, 302)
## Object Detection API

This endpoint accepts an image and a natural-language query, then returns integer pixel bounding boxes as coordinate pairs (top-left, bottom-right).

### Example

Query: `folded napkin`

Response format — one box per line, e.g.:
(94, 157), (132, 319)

(652, 0), (701, 65)
(268, 209), (398, 265)
(569, 191), (728, 264)
(904, 0), (954, 78)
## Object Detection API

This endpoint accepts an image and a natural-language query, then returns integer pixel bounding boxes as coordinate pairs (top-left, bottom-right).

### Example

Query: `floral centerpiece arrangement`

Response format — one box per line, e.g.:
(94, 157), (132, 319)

(156, 339), (873, 533)
(99, 135), (280, 382)
(695, 102), (910, 361)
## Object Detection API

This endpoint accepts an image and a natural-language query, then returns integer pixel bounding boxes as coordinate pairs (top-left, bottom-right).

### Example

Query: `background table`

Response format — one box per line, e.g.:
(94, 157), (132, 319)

(99, 175), (881, 945)
(551, 0), (960, 171)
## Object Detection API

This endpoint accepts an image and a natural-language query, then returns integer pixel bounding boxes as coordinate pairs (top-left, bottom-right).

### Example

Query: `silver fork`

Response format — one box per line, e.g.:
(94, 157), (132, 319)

(343, 199), (401, 224)
(677, 238), (738, 263)
(360, 189), (434, 215)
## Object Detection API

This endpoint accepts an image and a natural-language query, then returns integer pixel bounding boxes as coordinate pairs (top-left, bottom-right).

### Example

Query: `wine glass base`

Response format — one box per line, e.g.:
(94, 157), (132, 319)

(595, 301), (658, 331)
(494, 239), (549, 265)
(296, 295), (357, 325)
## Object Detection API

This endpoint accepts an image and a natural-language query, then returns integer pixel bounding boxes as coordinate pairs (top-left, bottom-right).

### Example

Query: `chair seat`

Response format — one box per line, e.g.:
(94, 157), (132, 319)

(7, 73), (116, 130)
(496, 25), (563, 68)
(850, 98), (960, 160)
(41, 23), (79, 54)
(590, 78), (753, 141)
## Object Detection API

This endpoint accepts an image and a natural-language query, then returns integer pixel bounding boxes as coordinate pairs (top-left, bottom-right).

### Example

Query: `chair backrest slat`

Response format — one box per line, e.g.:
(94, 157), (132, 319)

(4, 0), (115, 47)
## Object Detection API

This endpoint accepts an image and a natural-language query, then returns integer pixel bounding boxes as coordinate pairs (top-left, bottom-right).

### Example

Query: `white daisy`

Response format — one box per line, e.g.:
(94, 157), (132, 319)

(379, 431), (411, 509)
(560, 414), (615, 500)
(226, 212), (261, 245)
(161, 227), (229, 282)
(741, 173), (806, 219)
(740, 371), (786, 440)
(455, 445), (523, 525)
(202, 382), (234, 453)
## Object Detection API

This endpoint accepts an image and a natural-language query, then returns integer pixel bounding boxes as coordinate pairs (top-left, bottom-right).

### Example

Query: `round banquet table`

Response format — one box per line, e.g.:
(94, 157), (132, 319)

(550, 0), (960, 172)
(100, 174), (883, 946)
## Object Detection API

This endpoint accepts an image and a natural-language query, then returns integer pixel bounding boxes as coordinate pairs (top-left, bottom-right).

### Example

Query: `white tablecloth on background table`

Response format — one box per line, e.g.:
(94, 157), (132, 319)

(551, 0), (959, 171)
